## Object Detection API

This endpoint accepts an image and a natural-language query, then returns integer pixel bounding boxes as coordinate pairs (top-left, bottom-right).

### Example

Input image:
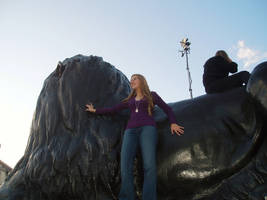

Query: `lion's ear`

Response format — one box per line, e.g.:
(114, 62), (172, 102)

(55, 61), (65, 78)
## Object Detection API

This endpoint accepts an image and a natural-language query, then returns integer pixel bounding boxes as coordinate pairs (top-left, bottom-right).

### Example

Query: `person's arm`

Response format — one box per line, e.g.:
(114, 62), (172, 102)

(227, 61), (238, 73)
(151, 91), (177, 124)
(217, 56), (238, 74)
(95, 101), (128, 115)
(151, 91), (184, 135)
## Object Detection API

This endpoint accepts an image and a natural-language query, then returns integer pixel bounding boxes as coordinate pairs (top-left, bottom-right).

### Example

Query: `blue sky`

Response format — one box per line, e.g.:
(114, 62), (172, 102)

(1, 0), (267, 167)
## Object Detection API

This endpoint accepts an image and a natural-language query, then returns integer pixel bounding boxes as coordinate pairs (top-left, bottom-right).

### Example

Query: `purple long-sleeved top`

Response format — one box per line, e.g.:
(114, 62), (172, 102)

(95, 91), (177, 130)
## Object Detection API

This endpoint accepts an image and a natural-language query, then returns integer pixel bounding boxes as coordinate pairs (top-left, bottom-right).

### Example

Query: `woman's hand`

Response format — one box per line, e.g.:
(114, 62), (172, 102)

(85, 103), (96, 113)
(171, 123), (184, 136)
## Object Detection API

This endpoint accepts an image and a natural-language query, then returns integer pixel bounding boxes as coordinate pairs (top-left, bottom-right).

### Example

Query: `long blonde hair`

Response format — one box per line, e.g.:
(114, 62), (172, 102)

(122, 74), (154, 116)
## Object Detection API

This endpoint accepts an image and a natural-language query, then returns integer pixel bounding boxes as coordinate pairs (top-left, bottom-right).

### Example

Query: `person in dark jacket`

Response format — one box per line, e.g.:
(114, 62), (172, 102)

(203, 50), (250, 94)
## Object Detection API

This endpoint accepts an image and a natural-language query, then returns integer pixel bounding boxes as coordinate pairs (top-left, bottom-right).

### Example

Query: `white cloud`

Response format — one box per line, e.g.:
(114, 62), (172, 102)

(235, 40), (267, 69)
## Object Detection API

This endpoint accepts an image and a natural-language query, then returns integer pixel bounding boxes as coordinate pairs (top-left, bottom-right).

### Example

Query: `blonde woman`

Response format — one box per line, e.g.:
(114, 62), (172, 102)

(85, 74), (184, 200)
(203, 50), (250, 94)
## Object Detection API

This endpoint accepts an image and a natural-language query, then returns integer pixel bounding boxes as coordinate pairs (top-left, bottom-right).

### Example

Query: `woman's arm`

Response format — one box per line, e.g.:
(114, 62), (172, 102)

(219, 56), (238, 73)
(86, 101), (128, 115)
(151, 91), (177, 124)
(151, 91), (184, 135)
(227, 62), (238, 73)
(215, 56), (238, 74)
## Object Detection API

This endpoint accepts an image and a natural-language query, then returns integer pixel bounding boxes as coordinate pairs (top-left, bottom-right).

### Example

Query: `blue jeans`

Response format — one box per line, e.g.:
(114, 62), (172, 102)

(118, 125), (158, 200)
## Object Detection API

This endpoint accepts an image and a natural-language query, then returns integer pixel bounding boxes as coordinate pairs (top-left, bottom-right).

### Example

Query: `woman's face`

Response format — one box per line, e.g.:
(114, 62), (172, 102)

(130, 75), (141, 90)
